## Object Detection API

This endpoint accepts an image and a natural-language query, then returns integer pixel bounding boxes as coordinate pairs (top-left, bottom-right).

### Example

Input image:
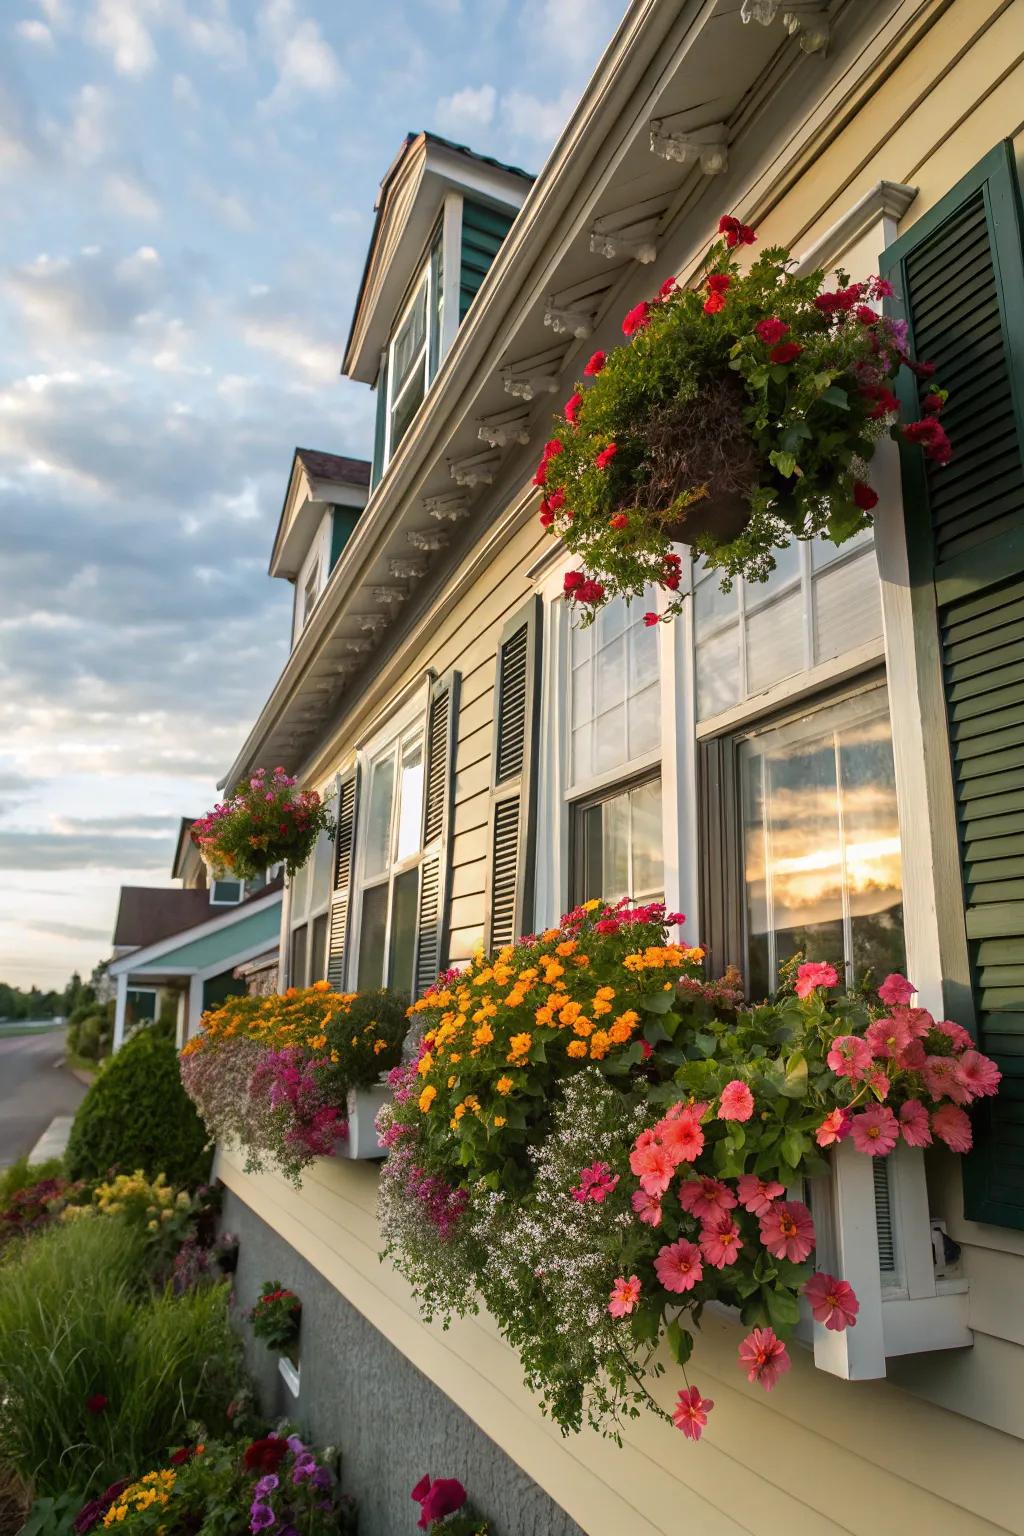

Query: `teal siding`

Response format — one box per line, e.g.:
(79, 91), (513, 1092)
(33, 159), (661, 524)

(459, 200), (516, 321)
(330, 505), (360, 570)
(133, 901), (282, 974)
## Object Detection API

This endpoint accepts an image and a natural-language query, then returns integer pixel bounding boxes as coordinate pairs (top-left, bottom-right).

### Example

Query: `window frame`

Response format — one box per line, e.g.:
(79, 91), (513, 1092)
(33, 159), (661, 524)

(382, 222), (444, 468)
(125, 986), (158, 1026)
(209, 878), (245, 906)
(568, 764), (664, 910)
(287, 786), (337, 988)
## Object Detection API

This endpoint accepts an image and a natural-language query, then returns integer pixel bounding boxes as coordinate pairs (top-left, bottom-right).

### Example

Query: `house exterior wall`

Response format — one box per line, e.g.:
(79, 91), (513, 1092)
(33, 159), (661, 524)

(219, 2), (1024, 1531)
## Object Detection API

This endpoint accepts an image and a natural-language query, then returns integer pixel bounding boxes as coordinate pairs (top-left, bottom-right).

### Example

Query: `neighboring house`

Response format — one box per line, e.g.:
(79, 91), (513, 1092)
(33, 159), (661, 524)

(209, 6), (1024, 1533)
(108, 818), (283, 1050)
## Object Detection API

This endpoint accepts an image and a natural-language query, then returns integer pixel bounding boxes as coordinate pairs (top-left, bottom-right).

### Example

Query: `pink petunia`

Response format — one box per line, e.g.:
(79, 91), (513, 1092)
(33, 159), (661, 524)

(933, 1019), (973, 1053)
(673, 1385), (714, 1441)
(804, 1272), (859, 1331)
(718, 1080), (755, 1122)
(759, 1200), (815, 1262)
(826, 1035), (873, 1080)
(738, 1327), (791, 1391)
(795, 961), (839, 998)
(608, 1275), (642, 1318)
(878, 973), (915, 1007)
(898, 1099), (932, 1147)
(654, 1238), (703, 1294)
(956, 1050), (1001, 1100)
(678, 1175), (737, 1222)
(736, 1173), (785, 1215)
(630, 1189), (663, 1228)
(849, 1104), (899, 1156)
(815, 1107), (852, 1147)
(865, 1016), (913, 1061)
(922, 1055), (971, 1104)
(630, 1138), (676, 1197)
(658, 1108), (705, 1165)
(932, 1104), (973, 1153)
(699, 1214), (743, 1269)
(897, 1038), (927, 1071)
(896, 1005), (935, 1040)
(571, 1161), (620, 1203)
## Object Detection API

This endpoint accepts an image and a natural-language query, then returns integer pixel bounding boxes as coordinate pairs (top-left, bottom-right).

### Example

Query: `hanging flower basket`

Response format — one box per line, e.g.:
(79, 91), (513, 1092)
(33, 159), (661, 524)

(191, 767), (334, 882)
(538, 214), (951, 622)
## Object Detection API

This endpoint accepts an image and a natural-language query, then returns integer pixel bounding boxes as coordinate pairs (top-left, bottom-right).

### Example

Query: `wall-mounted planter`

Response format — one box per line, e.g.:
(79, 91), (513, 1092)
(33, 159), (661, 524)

(278, 1352), (300, 1398)
(339, 1081), (391, 1160)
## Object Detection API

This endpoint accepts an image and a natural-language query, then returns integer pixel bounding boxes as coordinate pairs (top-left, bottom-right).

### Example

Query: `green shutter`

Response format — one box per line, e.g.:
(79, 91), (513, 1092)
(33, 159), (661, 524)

(483, 598), (543, 951)
(882, 141), (1024, 1229)
(370, 351), (388, 490)
(459, 199), (515, 322)
(415, 671), (460, 995)
(329, 506), (359, 571)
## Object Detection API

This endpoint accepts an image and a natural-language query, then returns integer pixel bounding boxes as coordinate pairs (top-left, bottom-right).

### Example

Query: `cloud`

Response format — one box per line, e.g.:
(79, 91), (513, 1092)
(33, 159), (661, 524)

(103, 169), (162, 222)
(85, 0), (157, 76)
(501, 84), (580, 144)
(67, 83), (111, 163)
(258, 0), (345, 112)
(14, 19), (55, 45)
(4, 244), (169, 341)
(171, 71), (199, 108)
(524, 0), (623, 68)
(191, 175), (254, 231)
(0, 828), (175, 871)
(26, 918), (113, 942)
(436, 83), (496, 133)
(239, 311), (339, 384)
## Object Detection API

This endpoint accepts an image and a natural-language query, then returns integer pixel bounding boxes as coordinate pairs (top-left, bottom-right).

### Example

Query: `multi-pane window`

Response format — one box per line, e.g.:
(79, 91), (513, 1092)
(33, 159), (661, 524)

(694, 531), (882, 722)
(385, 227), (443, 463)
(573, 774), (663, 906)
(355, 728), (424, 996)
(289, 818), (334, 987)
(737, 685), (905, 997)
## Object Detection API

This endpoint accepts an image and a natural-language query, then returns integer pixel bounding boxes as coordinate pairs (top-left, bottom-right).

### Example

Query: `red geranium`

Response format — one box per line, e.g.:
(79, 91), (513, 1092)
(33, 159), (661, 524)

(622, 301), (651, 337)
(754, 316), (789, 345)
(583, 350), (606, 376)
(411, 1476), (467, 1531)
(853, 481), (878, 511)
(769, 341), (803, 365)
(719, 214), (756, 248)
(244, 1437), (288, 1473)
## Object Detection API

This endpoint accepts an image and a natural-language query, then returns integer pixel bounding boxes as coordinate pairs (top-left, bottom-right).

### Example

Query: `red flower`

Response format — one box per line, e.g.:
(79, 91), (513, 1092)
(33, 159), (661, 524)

(244, 1437), (288, 1473)
(411, 1477), (467, 1531)
(563, 571), (585, 594)
(703, 292), (726, 314)
(609, 512), (628, 529)
(769, 341), (803, 364)
(643, 612), (660, 627)
(922, 391), (944, 415)
(855, 304), (878, 326)
(574, 579), (605, 605)
(908, 357), (937, 380)
(539, 507), (555, 527)
(860, 383), (900, 420)
(903, 417), (952, 465)
(532, 460), (548, 487)
(86, 1394), (108, 1416)
(718, 213), (756, 248)
(755, 316), (789, 345)
(852, 481), (878, 511)
(583, 350), (606, 377)
(703, 271), (731, 315)
(622, 301), (651, 337)
(564, 392), (583, 424)
(658, 275), (678, 300)
(542, 438), (564, 461)
(169, 1448), (192, 1467)
(595, 443), (618, 470)
(815, 283), (864, 320)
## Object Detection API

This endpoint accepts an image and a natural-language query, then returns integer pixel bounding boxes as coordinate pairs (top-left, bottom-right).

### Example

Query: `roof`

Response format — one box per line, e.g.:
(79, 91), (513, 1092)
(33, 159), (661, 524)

(294, 448), (371, 486)
(269, 447), (372, 580)
(112, 875), (284, 951)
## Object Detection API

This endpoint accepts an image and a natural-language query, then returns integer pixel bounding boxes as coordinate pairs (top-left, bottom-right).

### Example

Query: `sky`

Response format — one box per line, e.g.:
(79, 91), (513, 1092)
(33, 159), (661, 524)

(0, 0), (627, 991)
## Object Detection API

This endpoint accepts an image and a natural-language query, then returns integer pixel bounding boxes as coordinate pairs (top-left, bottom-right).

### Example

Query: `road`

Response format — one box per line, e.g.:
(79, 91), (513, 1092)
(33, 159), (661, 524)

(0, 1026), (88, 1167)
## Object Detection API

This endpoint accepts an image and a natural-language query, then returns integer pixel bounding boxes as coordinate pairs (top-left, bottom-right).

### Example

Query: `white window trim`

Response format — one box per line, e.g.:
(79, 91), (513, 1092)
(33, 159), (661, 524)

(210, 878), (246, 906)
(382, 223), (446, 469)
(288, 773), (339, 988)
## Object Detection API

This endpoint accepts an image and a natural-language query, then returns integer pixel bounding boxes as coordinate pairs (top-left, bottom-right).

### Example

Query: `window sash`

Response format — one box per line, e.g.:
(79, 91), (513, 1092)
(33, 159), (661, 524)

(383, 227), (443, 467)
(569, 769), (664, 908)
(565, 591), (662, 794)
(353, 723), (425, 996)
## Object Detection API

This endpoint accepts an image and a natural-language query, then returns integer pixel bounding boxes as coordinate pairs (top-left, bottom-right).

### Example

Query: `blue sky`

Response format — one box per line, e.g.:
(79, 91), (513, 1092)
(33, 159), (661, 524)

(0, 0), (626, 990)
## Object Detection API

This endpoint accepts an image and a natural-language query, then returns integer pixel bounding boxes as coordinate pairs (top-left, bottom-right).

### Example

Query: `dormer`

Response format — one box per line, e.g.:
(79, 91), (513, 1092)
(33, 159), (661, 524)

(342, 132), (533, 486)
(269, 448), (372, 649)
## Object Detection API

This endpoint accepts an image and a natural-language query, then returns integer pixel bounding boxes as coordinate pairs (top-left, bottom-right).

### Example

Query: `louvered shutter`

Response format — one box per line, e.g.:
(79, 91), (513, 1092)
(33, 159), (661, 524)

(484, 597), (542, 951)
(882, 140), (1024, 1228)
(414, 671), (460, 996)
(326, 767), (359, 989)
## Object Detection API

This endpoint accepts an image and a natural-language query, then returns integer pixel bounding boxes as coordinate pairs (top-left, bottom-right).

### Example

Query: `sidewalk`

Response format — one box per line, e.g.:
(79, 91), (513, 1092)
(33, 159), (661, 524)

(27, 1115), (75, 1166)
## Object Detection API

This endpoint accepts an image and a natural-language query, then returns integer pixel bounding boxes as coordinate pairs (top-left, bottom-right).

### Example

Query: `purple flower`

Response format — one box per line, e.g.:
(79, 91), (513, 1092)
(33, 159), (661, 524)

(286, 1435), (305, 1455)
(250, 1503), (275, 1533)
(254, 1476), (279, 1497)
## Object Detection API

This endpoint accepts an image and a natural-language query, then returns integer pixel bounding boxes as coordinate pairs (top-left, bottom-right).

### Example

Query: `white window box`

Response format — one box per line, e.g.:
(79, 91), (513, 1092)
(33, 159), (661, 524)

(807, 1141), (971, 1380)
(339, 1081), (391, 1160)
(278, 1353), (301, 1398)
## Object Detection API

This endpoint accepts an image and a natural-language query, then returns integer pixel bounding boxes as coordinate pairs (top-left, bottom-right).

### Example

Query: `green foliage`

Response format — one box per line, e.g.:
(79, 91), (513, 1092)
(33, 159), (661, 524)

(66, 1027), (212, 1188)
(0, 1155), (65, 1205)
(248, 1280), (301, 1353)
(192, 767), (335, 881)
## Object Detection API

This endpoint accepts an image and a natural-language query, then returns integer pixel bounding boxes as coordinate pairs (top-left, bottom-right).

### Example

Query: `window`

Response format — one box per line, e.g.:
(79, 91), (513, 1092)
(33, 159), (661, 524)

(384, 226), (444, 463)
(288, 810), (335, 987)
(735, 685), (904, 996)
(355, 728), (424, 996)
(210, 878), (244, 905)
(693, 533), (882, 722)
(125, 988), (157, 1027)
(573, 774), (663, 905)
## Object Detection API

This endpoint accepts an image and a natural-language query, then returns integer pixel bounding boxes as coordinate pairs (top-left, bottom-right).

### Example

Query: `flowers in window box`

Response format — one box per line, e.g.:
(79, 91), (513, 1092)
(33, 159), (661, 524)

(410, 1475), (488, 1534)
(536, 217), (950, 619)
(249, 1280), (301, 1352)
(191, 767), (334, 881)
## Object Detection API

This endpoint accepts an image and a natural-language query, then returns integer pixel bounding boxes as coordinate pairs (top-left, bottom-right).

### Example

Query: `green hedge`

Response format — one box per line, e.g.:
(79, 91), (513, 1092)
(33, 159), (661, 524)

(65, 1027), (212, 1188)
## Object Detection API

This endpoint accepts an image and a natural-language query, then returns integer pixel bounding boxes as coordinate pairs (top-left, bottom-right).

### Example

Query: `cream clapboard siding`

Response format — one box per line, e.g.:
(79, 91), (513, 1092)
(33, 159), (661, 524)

(217, 1148), (1024, 1536)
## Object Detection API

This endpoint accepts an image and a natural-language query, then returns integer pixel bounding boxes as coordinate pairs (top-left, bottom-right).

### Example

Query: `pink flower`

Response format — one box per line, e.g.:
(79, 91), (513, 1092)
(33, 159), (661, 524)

(718, 1080), (755, 1122)
(897, 1038), (927, 1071)
(622, 301), (651, 337)
(815, 1106), (852, 1147)
(932, 1104), (972, 1153)
(412, 1478), (467, 1531)
(867, 1068), (890, 1098)
(571, 1161), (620, 1203)
(630, 1139), (676, 1197)
(658, 1108), (704, 1165)
(736, 1173), (785, 1215)
(654, 1238), (703, 1294)
(933, 1019), (973, 1052)
(738, 1326), (790, 1391)
(673, 1384), (714, 1441)
(630, 1189), (662, 1227)
(595, 443), (618, 470)
(878, 973), (915, 1006)
(583, 350), (606, 376)
(865, 1016), (913, 1060)
(608, 1275), (642, 1318)
(699, 1214), (743, 1269)
(678, 1175), (736, 1222)
(850, 1104), (899, 1156)
(898, 1100), (932, 1147)
(758, 1200), (815, 1262)
(804, 1272), (859, 1331)
(795, 961), (839, 998)
(826, 1035), (873, 1080)
(955, 1050), (1001, 1100)
(922, 1055), (971, 1104)
(896, 1006), (935, 1039)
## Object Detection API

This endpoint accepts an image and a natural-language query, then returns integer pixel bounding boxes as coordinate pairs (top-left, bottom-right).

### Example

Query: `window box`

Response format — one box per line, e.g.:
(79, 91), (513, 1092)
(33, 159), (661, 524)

(278, 1352), (301, 1398)
(339, 1080), (391, 1160)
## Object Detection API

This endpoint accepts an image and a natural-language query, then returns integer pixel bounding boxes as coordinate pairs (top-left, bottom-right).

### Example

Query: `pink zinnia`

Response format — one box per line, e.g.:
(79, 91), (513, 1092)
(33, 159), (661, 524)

(795, 961), (839, 998)
(678, 1175), (736, 1222)
(922, 1055), (971, 1104)
(932, 1104), (973, 1153)
(608, 1275), (642, 1318)
(898, 1099), (932, 1147)
(736, 1173), (785, 1215)
(673, 1384), (714, 1441)
(815, 1106), (852, 1147)
(933, 1019), (973, 1052)
(804, 1272), (859, 1331)
(850, 1104), (899, 1156)
(654, 1238), (703, 1294)
(865, 1016), (913, 1060)
(826, 1035), (873, 1080)
(630, 1188), (662, 1227)
(718, 1080), (755, 1122)
(956, 1050), (1001, 1100)
(758, 1200), (815, 1262)
(657, 1110), (704, 1165)
(630, 1137), (675, 1196)
(699, 1214), (743, 1269)
(738, 1326), (790, 1391)
(878, 973), (915, 1006)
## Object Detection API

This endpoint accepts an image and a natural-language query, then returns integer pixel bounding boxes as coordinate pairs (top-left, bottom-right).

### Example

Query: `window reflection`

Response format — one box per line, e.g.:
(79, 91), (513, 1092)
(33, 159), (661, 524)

(576, 777), (664, 905)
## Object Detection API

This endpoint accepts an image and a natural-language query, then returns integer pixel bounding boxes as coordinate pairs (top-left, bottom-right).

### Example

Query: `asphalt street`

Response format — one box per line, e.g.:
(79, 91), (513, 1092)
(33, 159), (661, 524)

(0, 1026), (87, 1166)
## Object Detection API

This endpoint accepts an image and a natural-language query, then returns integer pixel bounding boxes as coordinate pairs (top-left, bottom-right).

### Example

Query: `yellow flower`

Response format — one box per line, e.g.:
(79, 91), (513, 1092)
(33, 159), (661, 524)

(417, 1051), (434, 1077)
(313, 978), (331, 991)
(507, 1032), (532, 1062)
(418, 1085), (437, 1113)
(493, 1115), (507, 1128)
(453, 1103), (467, 1121)
(555, 939), (577, 957)
(566, 1040), (587, 1059)
(534, 1005), (554, 1026)
(472, 1023), (494, 1047)
(496, 1076), (513, 1095)
(589, 1030), (611, 1060)
(373, 1039), (388, 1055)
(582, 898), (601, 911)
(308, 1033), (327, 1050)
(448, 1075), (457, 1089)
(572, 1016), (594, 1037)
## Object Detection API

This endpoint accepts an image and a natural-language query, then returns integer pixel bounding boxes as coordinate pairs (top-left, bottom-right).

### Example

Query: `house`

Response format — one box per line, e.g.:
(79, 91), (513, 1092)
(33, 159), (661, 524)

(209, 5), (1024, 1533)
(108, 817), (283, 1050)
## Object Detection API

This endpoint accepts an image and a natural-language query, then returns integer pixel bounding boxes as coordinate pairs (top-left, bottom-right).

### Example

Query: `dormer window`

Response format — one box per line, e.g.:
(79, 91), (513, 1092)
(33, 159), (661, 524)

(384, 227), (444, 461)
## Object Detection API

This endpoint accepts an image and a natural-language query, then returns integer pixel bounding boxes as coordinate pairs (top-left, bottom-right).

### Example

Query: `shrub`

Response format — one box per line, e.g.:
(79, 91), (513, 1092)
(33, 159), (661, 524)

(75, 1015), (102, 1060)
(66, 1028), (212, 1188)
(0, 1155), (65, 1206)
